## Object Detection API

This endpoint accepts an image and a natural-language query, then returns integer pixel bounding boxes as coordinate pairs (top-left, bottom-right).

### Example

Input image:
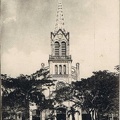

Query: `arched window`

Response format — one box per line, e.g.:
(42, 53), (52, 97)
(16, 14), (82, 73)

(61, 42), (66, 56)
(55, 65), (58, 74)
(56, 107), (66, 119)
(63, 65), (66, 74)
(55, 42), (60, 56)
(59, 65), (62, 74)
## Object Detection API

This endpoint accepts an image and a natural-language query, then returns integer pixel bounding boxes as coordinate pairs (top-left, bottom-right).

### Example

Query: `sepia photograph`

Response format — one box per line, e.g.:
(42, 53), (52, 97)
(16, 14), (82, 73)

(1, 0), (119, 120)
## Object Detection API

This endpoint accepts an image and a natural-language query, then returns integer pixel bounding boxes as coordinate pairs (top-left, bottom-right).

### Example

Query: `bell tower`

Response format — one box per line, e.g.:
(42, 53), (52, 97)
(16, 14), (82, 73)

(29, 1), (81, 120)
(48, 0), (72, 84)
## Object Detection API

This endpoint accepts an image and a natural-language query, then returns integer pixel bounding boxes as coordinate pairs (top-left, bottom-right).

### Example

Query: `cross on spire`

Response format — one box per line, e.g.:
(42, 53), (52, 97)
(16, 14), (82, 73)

(55, 0), (65, 33)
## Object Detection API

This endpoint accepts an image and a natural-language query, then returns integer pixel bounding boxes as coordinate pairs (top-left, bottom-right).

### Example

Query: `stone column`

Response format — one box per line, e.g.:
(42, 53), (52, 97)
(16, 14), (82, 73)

(29, 110), (32, 120)
(54, 110), (57, 120)
(76, 63), (80, 81)
(74, 108), (80, 120)
(42, 110), (46, 120)
(79, 108), (82, 120)
(69, 115), (72, 120)
(68, 61), (72, 84)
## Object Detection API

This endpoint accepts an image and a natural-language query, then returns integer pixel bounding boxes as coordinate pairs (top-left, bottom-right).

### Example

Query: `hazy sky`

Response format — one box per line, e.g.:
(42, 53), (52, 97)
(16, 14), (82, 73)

(1, 0), (119, 78)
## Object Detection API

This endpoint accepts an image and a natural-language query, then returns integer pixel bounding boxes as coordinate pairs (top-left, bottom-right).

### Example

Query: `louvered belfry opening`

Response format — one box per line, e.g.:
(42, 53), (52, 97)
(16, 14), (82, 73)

(63, 65), (66, 74)
(55, 42), (60, 56)
(61, 42), (66, 56)
(59, 65), (62, 74)
(55, 65), (58, 74)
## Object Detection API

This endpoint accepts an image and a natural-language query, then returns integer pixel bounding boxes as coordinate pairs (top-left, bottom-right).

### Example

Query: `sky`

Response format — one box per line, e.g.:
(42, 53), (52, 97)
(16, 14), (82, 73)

(1, 0), (119, 78)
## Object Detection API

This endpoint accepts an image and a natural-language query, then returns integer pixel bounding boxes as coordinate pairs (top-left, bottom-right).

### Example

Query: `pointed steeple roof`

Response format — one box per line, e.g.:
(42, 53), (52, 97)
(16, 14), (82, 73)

(54, 0), (65, 33)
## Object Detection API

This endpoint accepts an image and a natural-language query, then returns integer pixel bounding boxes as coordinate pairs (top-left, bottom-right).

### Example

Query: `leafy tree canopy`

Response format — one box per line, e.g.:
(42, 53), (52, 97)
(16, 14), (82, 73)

(72, 70), (119, 117)
(2, 68), (55, 120)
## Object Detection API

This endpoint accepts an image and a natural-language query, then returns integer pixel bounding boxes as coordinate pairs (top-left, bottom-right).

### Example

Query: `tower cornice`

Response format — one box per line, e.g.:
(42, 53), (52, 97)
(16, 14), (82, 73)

(48, 55), (72, 62)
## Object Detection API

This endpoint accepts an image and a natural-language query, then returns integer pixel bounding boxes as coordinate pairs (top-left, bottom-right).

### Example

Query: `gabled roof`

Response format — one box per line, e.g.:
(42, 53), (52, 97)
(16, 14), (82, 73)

(51, 29), (69, 41)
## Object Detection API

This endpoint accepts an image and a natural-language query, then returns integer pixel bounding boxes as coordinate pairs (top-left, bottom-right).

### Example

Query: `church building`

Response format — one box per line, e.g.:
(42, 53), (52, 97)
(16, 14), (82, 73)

(29, 0), (82, 120)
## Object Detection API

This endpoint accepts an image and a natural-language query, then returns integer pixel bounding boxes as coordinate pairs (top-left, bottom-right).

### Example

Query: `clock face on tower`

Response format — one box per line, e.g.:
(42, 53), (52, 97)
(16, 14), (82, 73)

(57, 33), (63, 39)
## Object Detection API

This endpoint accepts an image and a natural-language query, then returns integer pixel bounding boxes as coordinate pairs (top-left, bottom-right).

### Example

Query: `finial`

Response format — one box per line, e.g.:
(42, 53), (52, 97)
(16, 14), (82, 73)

(41, 63), (45, 68)
(54, 0), (65, 33)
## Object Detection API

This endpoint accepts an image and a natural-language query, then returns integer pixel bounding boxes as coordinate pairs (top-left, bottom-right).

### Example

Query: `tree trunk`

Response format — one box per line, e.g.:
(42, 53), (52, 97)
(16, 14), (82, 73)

(92, 109), (97, 120)
(91, 110), (94, 120)
(97, 111), (101, 120)
(72, 114), (75, 120)
(15, 113), (17, 120)
(94, 110), (97, 120)
(25, 99), (30, 120)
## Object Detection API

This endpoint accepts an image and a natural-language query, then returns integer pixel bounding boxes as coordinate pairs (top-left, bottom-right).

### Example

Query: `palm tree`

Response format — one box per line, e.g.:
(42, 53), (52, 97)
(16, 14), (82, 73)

(67, 107), (80, 120)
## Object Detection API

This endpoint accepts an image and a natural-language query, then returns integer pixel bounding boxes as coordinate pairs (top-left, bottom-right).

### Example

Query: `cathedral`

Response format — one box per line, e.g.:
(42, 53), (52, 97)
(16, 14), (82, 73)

(29, 0), (82, 120)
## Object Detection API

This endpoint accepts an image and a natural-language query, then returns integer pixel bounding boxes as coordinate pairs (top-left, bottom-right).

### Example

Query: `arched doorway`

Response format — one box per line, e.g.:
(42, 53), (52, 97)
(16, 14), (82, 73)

(32, 109), (40, 120)
(56, 107), (66, 120)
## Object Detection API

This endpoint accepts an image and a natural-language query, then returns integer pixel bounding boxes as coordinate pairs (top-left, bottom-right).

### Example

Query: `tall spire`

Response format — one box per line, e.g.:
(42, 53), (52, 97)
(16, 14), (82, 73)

(54, 0), (65, 32)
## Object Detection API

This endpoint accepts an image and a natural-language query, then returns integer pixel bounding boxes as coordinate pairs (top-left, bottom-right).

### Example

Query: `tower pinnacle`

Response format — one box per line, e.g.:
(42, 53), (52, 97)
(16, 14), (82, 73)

(54, 0), (65, 32)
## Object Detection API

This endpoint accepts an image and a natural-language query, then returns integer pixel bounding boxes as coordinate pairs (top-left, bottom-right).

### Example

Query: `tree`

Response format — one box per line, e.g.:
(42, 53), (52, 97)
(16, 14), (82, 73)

(52, 70), (119, 120)
(73, 70), (119, 120)
(2, 68), (55, 120)
(53, 83), (73, 104)
(114, 65), (119, 73)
